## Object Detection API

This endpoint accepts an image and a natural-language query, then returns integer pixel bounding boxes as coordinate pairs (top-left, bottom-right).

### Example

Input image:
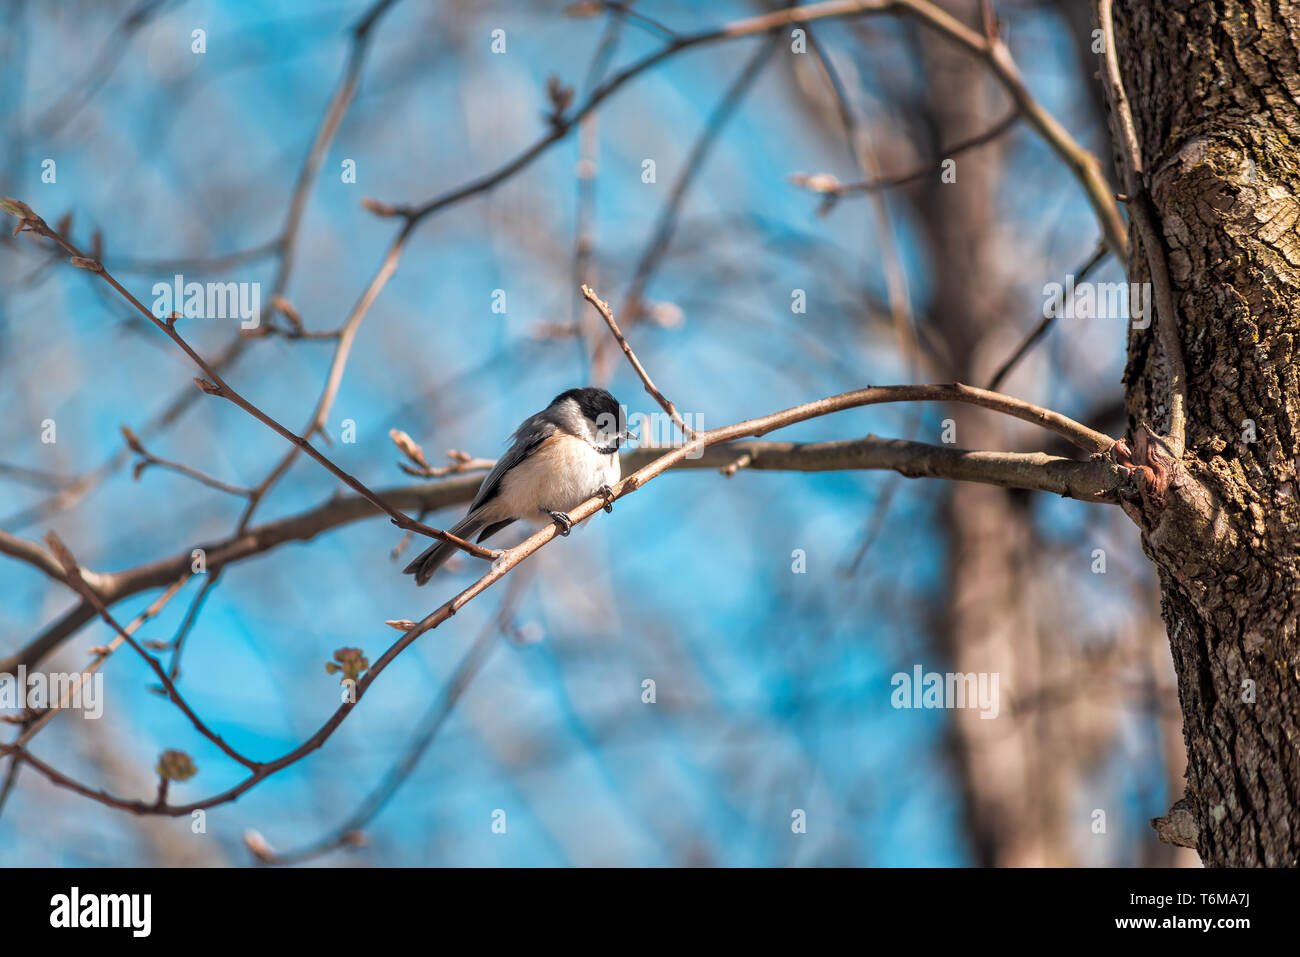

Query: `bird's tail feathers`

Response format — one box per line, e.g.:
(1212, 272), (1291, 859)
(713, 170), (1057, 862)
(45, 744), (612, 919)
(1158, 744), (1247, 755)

(403, 513), (484, 586)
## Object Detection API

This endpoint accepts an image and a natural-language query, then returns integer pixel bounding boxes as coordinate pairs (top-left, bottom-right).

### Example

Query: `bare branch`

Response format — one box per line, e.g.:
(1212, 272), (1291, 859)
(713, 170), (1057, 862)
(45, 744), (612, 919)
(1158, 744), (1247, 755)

(793, 109), (1020, 204)
(3, 202), (496, 564)
(986, 242), (1109, 392)
(581, 285), (696, 438)
(41, 531), (259, 770)
(120, 425), (254, 498)
(1096, 0), (1187, 455)
(3, 0), (400, 531)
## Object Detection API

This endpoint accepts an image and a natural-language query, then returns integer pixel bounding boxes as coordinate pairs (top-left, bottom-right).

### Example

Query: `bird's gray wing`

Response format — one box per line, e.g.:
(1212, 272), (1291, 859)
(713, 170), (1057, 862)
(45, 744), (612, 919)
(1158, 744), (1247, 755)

(468, 415), (556, 514)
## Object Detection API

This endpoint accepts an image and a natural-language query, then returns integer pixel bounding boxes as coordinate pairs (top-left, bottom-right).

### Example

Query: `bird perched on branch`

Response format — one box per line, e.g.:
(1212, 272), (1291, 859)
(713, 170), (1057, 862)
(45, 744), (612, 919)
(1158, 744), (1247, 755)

(404, 387), (631, 585)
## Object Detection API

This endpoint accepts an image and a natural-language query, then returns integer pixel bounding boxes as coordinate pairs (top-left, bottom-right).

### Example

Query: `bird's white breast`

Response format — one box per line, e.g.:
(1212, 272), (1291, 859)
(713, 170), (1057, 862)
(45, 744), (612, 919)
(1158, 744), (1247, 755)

(487, 432), (620, 523)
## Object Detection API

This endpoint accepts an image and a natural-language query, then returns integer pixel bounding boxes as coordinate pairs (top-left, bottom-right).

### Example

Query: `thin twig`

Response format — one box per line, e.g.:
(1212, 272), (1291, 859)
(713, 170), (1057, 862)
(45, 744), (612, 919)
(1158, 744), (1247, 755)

(581, 285), (696, 438)
(42, 531), (259, 770)
(592, 32), (779, 379)
(802, 109), (1020, 199)
(1096, 0), (1187, 455)
(121, 426), (253, 497)
(986, 242), (1108, 391)
(3, 202), (496, 563)
(2, 0), (401, 533)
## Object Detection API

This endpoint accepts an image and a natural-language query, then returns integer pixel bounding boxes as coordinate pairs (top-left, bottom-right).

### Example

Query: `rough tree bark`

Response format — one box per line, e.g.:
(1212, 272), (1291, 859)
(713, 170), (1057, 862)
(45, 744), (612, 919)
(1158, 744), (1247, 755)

(1110, 0), (1300, 866)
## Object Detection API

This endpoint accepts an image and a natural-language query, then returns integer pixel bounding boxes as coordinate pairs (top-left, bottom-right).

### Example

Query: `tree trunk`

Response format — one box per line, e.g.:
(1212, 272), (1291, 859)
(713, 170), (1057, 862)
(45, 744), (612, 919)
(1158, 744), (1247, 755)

(886, 0), (1190, 866)
(917, 4), (1047, 865)
(1112, 0), (1300, 866)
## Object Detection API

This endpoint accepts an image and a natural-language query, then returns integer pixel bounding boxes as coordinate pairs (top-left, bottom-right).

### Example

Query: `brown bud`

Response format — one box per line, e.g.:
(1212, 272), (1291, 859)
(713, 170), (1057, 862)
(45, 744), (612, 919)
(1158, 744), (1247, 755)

(389, 429), (428, 467)
(361, 197), (399, 217)
(155, 749), (197, 782)
(120, 425), (146, 454)
(327, 646), (370, 682)
(243, 829), (276, 863)
(43, 531), (80, 579)
(0, 198), (33, 218)
(271, 295), (303, 330)
(788, 172), (841, 194)
(546, 75), (574, 114)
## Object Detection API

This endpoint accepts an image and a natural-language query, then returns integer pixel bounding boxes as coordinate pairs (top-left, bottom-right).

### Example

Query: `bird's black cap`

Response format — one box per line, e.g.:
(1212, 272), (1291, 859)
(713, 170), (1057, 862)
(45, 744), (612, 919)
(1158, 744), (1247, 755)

(553, 386), (621, 423)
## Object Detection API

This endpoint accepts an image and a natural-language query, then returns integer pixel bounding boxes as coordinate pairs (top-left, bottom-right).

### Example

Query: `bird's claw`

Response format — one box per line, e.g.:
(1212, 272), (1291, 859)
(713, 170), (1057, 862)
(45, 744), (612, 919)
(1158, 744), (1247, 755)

(597, 484), (615, 514)
(543, 508), (572, 536)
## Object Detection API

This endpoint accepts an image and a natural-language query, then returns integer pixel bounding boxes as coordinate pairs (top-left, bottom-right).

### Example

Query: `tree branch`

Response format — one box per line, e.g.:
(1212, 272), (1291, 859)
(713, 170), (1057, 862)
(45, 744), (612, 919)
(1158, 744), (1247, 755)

(2, 0), (401, 532)
(581, 285), (696, 438)
(1, 396), (1125, 817)
(2, 201), (496, 564)
(41, 532), (259, 770)
(986, 241), (1108, 392)
(1096, 0), (1187, 454)
(5, 421), (1122, 678)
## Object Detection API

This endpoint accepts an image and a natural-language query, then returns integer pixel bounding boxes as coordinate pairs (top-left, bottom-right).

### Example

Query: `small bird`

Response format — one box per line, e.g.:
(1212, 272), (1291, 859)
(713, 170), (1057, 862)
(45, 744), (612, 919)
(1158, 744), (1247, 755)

(403, 387), (631, 585)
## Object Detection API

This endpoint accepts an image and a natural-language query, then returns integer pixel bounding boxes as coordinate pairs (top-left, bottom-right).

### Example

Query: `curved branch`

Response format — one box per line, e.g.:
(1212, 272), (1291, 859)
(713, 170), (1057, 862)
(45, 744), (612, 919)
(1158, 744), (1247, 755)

(3, 0), (400, 532)
(2, 402), (1124, 816)
(3, 202), (496, 564)
(582, 285), (696, 438)
(5, 420), (1121, 678)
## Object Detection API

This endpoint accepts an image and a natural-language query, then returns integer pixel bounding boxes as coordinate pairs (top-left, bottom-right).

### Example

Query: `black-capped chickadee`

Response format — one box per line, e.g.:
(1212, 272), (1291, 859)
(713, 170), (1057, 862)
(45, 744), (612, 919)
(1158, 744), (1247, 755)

(404, 387), (632, 585)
